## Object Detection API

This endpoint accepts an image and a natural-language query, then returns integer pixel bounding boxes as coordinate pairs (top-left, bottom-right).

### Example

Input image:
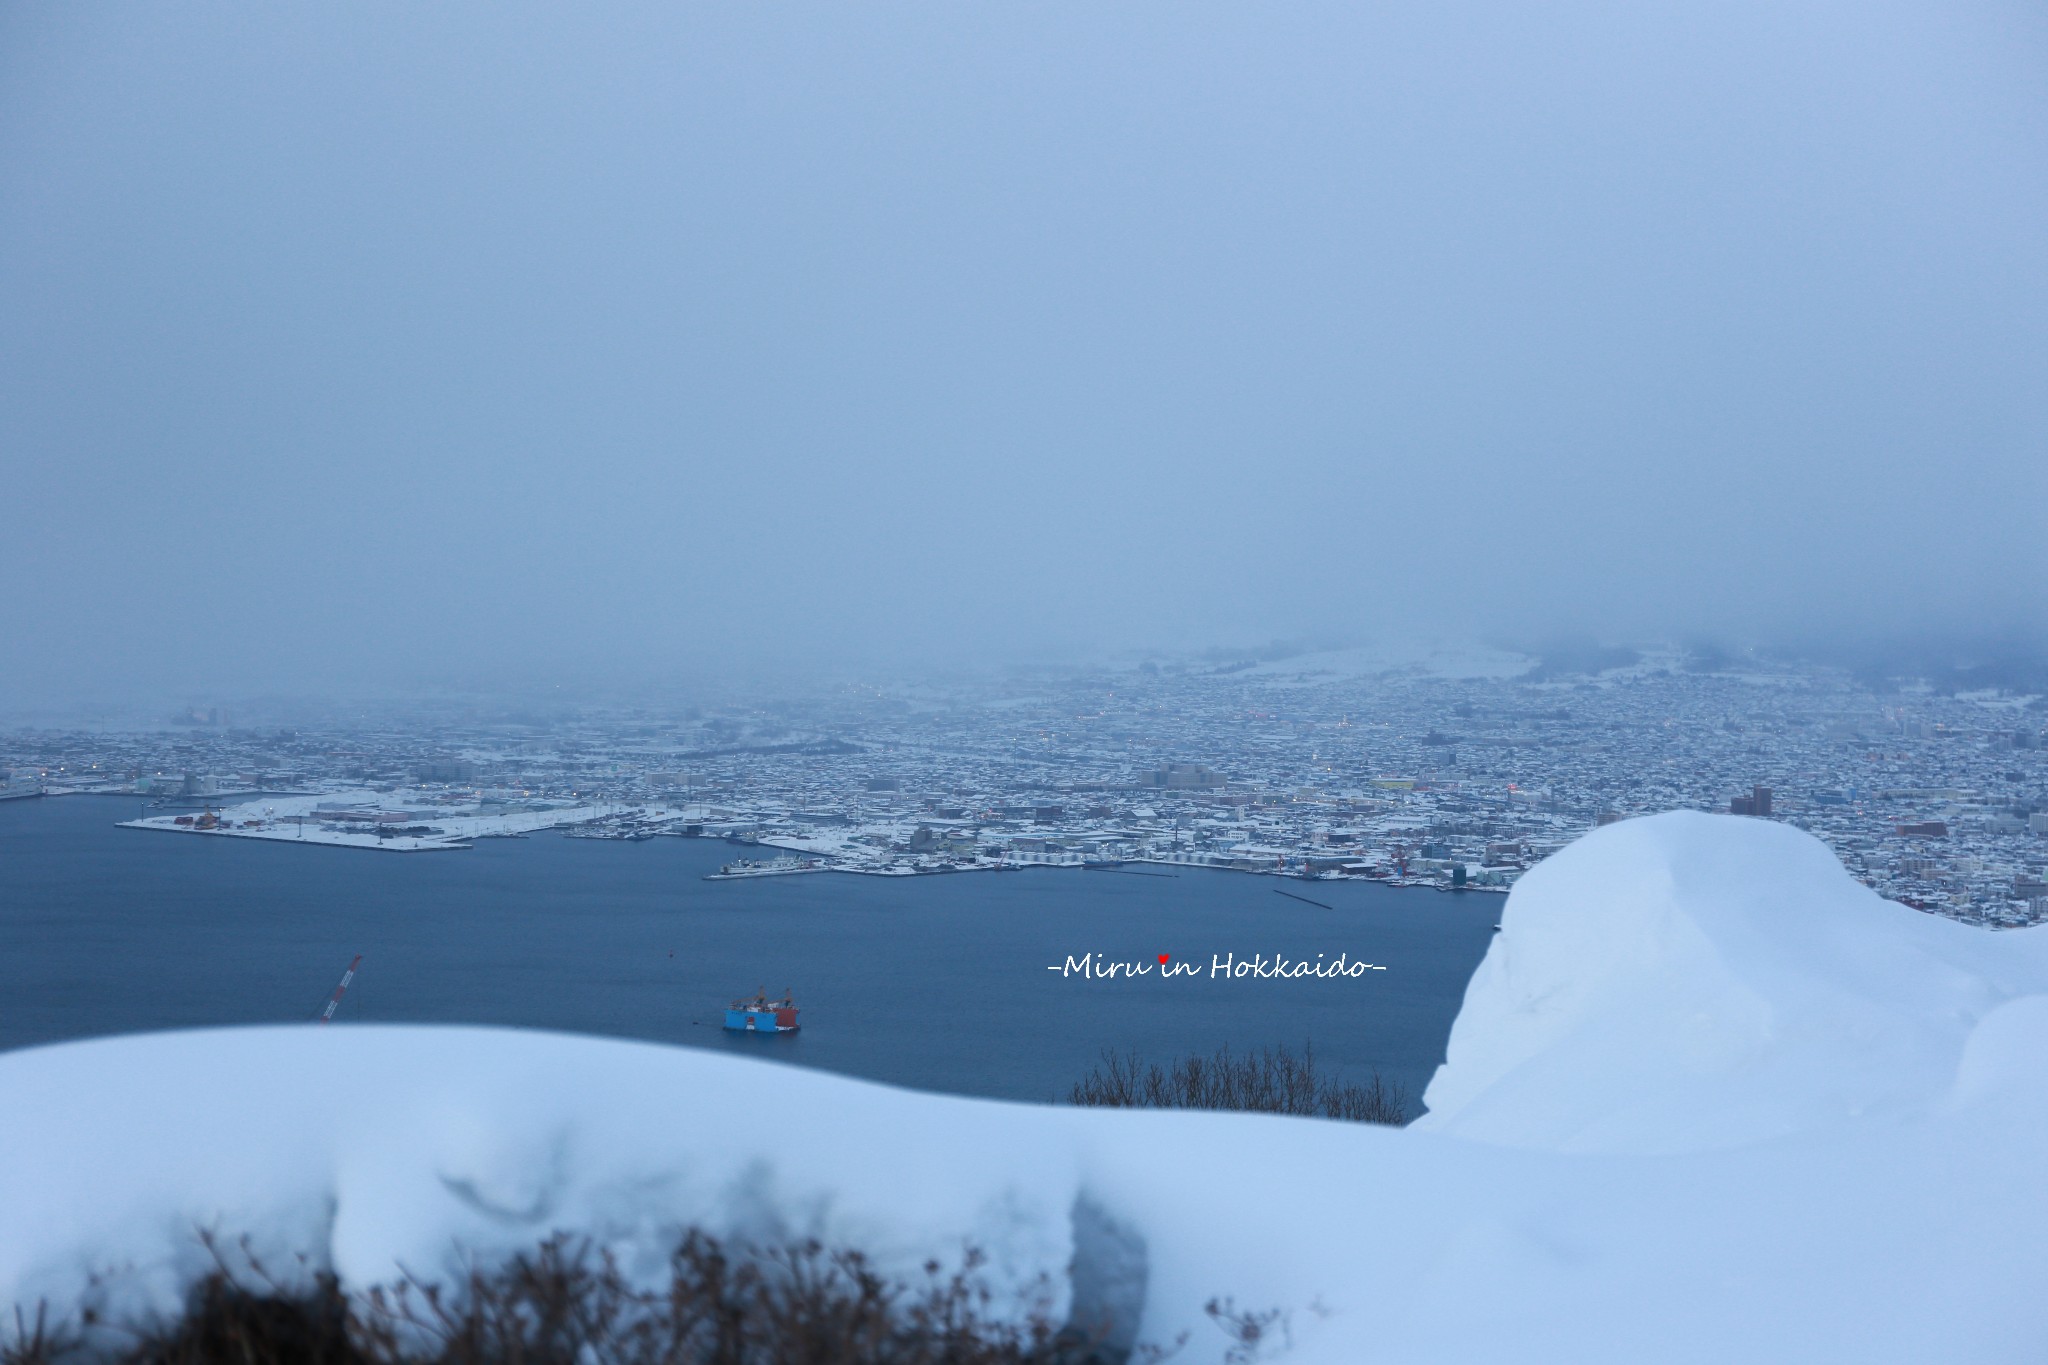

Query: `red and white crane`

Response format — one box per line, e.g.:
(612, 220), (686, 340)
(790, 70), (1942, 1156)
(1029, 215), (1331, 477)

(318, 954), (362, 1024)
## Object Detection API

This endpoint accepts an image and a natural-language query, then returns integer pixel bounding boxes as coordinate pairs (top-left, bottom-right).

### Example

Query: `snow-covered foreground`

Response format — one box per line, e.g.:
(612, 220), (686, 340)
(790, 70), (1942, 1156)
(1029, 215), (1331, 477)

(6, 813), (2047, 1362)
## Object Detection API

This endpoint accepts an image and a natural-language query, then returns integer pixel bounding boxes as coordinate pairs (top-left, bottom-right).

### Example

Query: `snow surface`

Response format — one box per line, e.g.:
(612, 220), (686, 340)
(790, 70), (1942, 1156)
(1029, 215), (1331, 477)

(1417, 811), (2048, 1153)
(6, 812), (2048, 1362)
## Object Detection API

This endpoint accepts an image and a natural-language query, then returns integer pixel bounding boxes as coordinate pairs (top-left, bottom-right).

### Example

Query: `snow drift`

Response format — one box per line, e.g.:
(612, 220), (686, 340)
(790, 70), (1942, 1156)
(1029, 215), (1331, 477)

(5, 812), (2048, 1362)
(1418, 810), (2048, 1151)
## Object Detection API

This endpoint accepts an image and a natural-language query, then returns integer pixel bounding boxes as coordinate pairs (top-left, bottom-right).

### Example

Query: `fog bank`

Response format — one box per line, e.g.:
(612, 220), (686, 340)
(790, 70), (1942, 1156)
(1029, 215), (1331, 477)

(3, 2), (2044, 705)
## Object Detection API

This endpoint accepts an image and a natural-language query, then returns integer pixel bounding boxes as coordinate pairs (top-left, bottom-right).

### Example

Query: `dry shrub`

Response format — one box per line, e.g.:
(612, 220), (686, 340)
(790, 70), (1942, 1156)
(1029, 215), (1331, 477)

(1068, 1043), (1407, 1124)
(356, 1233), (1082, 1365)
(7, 1230), (1147, 1365)
(3, 1305), (70, 1365)
(132, 1267), (363, 1365)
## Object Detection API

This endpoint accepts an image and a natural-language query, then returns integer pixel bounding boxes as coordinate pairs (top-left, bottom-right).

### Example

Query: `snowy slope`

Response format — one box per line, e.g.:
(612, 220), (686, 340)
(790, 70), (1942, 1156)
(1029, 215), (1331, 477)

(6, 813), (2048, 1362)
(1417, 810), (2048, 1152)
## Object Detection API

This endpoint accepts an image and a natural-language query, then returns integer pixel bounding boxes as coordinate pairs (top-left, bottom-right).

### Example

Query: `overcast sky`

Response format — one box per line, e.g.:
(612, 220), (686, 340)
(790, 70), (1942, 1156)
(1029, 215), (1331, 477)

(3, 1), (2044, 706)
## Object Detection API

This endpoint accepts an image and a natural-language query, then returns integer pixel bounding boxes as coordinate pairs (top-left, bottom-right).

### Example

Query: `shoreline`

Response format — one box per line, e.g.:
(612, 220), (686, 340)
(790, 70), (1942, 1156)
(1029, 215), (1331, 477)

(115, 819), (475, 853)
(706, 832), (1510, 893)
(78, 791), (1513, 892)
(108, 816), (1508, 891)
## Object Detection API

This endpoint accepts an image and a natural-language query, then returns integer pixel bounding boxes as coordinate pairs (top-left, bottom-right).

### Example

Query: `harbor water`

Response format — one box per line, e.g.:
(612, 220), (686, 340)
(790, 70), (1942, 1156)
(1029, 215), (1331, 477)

(0, 795), (1500, 1107)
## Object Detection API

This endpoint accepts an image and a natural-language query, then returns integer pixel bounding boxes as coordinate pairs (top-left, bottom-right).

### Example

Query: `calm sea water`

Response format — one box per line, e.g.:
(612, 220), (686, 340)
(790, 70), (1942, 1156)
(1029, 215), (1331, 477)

(0, 795), (1499, 1107)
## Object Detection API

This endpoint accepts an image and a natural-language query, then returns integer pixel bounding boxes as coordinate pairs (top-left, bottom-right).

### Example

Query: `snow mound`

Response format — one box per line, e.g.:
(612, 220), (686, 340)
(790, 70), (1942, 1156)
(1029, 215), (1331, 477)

(1418, 811), (2048, 1151)
(0, 1028), (1082, 1337)
(6, 812), (2048, 1362)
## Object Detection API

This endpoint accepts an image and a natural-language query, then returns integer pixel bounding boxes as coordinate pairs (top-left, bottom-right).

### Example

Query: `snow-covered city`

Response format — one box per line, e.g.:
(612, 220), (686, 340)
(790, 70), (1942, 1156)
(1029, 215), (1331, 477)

(6, 643), (2046, 926)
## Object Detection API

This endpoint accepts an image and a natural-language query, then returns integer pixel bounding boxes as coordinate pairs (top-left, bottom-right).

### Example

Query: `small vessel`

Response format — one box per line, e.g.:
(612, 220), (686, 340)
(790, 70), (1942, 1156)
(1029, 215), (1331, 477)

(723, 987), (800, 1033)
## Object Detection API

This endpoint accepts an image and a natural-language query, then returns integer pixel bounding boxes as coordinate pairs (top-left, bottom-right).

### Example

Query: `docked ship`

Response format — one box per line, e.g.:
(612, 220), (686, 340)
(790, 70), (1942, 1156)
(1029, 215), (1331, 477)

(709, 854), (827, 879)
(723, 988), (800, 1033)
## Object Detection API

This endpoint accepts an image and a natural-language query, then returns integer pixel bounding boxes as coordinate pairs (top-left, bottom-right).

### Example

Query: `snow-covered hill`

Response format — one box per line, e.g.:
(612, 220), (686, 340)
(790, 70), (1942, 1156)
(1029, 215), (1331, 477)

(6, 812), (2046, 1362)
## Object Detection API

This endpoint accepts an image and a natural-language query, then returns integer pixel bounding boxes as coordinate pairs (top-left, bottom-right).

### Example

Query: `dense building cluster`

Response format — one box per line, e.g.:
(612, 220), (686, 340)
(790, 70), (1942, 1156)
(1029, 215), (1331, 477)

(5, 648), (2045, 924)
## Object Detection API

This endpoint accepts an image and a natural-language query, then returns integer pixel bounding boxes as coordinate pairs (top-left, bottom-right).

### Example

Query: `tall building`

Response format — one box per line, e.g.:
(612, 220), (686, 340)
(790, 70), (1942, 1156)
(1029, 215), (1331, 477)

(1142, 763), (1225, 790)
(1729, 785), (1772, 817)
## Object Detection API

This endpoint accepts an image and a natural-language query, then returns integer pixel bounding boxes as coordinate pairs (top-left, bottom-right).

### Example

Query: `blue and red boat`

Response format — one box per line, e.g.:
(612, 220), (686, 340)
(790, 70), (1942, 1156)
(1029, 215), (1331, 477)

(723, 988), (800, 1033)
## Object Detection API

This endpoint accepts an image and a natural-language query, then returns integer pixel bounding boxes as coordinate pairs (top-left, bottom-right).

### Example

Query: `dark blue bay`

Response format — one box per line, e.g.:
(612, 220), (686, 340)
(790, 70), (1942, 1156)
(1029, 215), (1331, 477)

(0, 796), (1499, 1107)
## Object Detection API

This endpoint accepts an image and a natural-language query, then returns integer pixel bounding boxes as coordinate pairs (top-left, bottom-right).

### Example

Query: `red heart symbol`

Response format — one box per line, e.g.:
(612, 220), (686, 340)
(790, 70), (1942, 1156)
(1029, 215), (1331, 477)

(1158, 954), (1171, 965)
